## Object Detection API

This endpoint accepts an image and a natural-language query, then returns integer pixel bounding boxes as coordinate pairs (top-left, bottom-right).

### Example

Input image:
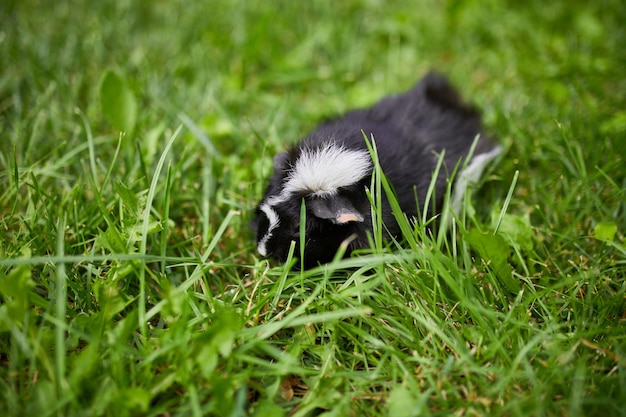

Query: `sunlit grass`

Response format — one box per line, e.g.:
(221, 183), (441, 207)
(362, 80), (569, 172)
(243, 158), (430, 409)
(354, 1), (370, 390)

(1, 0), (625, 416)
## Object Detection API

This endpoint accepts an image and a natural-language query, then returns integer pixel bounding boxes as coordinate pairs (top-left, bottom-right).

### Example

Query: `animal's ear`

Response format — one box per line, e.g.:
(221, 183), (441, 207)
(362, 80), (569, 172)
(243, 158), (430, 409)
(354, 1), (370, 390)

(308, 195), (365, 224)
(273, 152), (290, 171)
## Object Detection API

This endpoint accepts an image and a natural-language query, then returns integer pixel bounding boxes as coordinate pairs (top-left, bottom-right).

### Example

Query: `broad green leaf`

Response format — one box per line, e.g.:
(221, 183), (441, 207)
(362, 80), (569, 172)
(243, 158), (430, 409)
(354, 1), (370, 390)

(95, 226), (127, 253)
(213, 308), (242, 357)
(68, 343), (100, 387)
(143, 123), (166, 165)
(114, 178), (141, 218)
(252, 400), (286, 417)
(465, 229), (519, 292)
(196, 342), (219, 378)
(94, 279), (128, 321)
(600, 111), (626, 135)
(387, 385), (419, 417)
(493, 212), (535, 252)
(161, 279), (185, 323)
(109, 309), (139, 345)
(118, 387), (151, 413)
(0, 261), (34, 331)
(595, 221), (618, 242)
(100, 69), (137, 133)
(194, 307), (243, 378)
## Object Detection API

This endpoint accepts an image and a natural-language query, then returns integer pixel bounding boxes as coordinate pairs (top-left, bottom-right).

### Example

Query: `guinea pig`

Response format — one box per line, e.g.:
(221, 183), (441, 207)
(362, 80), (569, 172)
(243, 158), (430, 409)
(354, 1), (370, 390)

(255, 72), (501, 268)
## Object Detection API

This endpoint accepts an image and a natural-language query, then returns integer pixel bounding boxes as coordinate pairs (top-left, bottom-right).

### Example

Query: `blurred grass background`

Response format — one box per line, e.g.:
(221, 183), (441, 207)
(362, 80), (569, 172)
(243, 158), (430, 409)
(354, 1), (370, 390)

(1, 0), (625, 416)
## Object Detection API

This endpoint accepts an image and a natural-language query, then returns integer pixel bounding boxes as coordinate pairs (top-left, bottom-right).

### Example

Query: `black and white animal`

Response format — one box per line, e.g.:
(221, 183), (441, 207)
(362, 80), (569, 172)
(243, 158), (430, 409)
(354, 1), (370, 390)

(255, 72), (501, 268)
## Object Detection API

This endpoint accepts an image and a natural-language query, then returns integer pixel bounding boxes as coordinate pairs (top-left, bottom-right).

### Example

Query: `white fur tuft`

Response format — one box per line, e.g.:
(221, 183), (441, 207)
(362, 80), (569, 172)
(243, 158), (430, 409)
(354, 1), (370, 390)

(451, 145), (502, 215)
(257, 143), (372, 256)
(284, 143), (372, 196)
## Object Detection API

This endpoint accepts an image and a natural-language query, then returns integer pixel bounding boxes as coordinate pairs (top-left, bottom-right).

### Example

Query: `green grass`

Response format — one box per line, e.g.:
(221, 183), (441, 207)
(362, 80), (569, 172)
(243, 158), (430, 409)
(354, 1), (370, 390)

(1, 0), (625, 416)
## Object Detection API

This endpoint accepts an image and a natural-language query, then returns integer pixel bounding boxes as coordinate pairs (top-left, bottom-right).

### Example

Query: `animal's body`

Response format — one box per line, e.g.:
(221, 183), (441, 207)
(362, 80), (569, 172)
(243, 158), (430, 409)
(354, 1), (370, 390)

(255, 72), (501, 268)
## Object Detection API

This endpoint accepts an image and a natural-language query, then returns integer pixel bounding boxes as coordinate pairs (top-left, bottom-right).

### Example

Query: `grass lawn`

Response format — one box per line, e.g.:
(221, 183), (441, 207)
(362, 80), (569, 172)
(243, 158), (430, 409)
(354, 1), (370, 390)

(1, 0), (625, 415)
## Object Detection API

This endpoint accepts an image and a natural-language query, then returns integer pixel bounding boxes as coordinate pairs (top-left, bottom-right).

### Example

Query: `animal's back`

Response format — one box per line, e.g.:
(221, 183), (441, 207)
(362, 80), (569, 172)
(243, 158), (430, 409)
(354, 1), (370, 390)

(255, 72), (501, 267)
(299, 72), (492, 216)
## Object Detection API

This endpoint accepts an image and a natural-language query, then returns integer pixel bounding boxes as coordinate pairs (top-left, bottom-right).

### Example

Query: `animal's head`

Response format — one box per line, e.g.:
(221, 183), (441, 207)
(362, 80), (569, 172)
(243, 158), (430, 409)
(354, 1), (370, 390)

(255, 142), (373, 267)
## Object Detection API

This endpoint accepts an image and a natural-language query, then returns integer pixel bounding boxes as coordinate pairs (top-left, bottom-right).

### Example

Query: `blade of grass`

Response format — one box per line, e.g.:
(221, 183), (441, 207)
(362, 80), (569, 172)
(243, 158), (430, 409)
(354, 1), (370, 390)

(76, 108), (98, 184)
(138, 124), (182, 339)
(54, 216), (67, 404)
(493, 170), (519, 235)
(160, 163), (173, 275)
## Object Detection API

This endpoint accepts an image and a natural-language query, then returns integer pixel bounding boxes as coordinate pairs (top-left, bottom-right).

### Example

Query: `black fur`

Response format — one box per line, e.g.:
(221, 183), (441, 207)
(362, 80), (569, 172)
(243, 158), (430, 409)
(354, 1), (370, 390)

(255, 72), (499, 268)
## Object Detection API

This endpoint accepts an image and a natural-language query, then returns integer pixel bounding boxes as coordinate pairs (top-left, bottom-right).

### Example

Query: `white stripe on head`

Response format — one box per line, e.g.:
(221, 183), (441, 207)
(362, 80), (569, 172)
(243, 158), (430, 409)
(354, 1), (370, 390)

(257, 202), (280, 256)
(284, 143), (372, 197)
(257, 142), (372, 256)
